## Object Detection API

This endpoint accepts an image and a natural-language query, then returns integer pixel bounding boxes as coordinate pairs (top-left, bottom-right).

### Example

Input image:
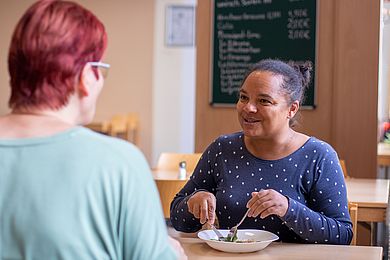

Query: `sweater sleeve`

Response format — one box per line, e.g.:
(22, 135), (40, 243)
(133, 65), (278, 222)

(122, 148), (177, 260)
(170, 140), (219, 232)
(280, 148), (353, 245)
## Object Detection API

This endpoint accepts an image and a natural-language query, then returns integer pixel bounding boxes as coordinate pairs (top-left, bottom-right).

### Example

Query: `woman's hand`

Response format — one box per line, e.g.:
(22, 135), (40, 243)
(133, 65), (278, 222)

(187, 191), (216, 225)
(246, 189), (288, 219)
(168, 236), (187, 260)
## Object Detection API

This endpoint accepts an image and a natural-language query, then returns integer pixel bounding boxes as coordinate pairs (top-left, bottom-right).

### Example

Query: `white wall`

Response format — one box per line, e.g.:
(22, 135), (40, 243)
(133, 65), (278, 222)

(0, 1), (197, 166)
(152, 0), (197, 166)
(0, 2), (31, 115)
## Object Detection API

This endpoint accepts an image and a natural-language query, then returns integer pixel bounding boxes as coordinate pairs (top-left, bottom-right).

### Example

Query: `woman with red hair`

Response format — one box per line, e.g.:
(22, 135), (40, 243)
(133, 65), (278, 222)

(0, 1), (185, 259)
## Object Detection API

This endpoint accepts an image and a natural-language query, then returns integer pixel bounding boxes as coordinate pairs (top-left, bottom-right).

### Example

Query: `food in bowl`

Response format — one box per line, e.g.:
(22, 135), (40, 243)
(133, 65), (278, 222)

(212, 238), (258, 243)
(198, 229), (279, 253)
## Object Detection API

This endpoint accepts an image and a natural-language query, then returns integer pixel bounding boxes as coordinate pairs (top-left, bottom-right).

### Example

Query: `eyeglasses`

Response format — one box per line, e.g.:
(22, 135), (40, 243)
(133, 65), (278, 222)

(88, 62), (110, 78)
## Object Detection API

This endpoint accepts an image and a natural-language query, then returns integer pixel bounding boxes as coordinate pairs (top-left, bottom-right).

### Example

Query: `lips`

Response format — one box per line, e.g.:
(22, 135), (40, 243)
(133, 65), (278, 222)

(243, 117), (261, 124)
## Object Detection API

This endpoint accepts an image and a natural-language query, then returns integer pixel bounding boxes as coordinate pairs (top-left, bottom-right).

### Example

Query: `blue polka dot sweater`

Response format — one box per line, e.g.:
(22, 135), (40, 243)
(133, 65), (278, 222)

(170, 132), (353, 244)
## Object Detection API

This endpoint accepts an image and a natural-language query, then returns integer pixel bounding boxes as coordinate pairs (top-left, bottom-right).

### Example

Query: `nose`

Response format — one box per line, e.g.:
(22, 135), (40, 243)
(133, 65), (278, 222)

(243, 101), (257, 113)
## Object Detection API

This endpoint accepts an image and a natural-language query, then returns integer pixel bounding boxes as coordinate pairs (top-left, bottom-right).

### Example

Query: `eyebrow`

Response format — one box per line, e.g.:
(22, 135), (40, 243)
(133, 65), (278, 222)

(239, 89), (273, 99)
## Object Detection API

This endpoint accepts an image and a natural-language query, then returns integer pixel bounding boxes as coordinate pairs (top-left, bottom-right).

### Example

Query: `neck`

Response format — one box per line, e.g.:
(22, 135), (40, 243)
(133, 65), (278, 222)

(0, 109), (76, 138)
(11, 95), (82, 125)
(0, 93), (91, 139)
(12, 109), (71, 124)
(244, 129), (298, 160)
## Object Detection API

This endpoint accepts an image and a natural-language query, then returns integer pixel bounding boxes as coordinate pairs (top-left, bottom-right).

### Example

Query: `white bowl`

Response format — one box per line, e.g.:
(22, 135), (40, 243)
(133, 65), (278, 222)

(197, 229), (279, 253)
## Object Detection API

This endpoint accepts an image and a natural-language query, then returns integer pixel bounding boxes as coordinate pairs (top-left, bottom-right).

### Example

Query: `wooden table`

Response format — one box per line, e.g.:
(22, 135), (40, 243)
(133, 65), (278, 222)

(153, 170), (192, 180)
(345, 178), (389, 247)
(378, 142), (390, 166)
(345, 178), (389, 223)
(378, 142), (390, 180)
(169, 228), (383, 260)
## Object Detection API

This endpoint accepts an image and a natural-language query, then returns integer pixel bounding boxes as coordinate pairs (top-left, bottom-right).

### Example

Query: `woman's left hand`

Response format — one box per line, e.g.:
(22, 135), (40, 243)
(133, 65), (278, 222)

(246, 189), (289, 219)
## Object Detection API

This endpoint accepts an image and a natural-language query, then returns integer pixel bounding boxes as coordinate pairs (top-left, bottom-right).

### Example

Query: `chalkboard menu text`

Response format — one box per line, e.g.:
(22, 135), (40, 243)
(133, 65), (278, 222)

(211, 0), (317, 108)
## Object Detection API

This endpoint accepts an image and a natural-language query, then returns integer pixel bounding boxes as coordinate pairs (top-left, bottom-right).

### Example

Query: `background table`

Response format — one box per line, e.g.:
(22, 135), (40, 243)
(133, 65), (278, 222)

(378, 142), (390, 165)
(346, 178), (389, 223)
(345, 178), (389, 250)
(378, 142), (390, 178)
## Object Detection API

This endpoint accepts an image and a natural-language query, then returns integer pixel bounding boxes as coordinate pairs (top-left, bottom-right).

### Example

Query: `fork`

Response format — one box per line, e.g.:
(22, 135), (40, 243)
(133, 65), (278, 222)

(226, 208), (251, 242)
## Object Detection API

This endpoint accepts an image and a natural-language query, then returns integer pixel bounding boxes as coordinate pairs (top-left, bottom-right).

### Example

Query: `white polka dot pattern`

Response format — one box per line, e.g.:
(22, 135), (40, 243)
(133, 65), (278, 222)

(170, 132), (353, 245)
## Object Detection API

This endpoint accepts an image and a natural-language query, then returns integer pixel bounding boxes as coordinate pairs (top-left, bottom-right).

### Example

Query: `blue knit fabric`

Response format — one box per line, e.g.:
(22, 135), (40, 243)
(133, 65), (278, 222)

(171, 132), (353, 244)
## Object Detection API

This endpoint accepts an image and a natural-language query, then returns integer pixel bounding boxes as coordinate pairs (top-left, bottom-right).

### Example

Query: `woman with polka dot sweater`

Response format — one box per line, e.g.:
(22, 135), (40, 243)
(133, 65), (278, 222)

(170, 59), (353, 245)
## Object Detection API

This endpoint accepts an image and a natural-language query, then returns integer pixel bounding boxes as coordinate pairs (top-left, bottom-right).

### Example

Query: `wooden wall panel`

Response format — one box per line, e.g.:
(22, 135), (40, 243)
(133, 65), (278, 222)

(331, 0), (380, 178)
(195, 0), (380, 179)
(195, 0), (241, 152)
(295, 0), (335, 142)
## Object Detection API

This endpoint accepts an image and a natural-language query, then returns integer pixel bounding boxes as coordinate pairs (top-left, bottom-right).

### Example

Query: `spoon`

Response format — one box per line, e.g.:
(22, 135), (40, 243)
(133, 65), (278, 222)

(210, 225), (225, 241)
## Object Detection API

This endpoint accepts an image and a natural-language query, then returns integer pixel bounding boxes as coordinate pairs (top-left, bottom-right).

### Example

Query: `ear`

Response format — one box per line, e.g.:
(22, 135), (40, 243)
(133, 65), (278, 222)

(287, 100), (300, 119)
(77, 64), (94, 97)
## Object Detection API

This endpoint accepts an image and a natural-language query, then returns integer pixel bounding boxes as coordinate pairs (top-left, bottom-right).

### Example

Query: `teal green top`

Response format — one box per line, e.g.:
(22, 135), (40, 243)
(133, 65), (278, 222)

(0, 127), (176, 260)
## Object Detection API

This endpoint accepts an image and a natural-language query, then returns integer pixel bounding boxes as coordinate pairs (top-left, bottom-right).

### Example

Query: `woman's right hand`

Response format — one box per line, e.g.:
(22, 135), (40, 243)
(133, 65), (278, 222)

(187, 191), (216, 225)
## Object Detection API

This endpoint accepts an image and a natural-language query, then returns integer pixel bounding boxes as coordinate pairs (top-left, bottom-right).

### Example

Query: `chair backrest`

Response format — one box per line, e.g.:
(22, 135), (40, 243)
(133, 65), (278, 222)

(339, 159), (350, 179)
(348, 202), (358, 245)
(85, 121), (110, 134)
(340, 160), (356, 244)
(156, 153), (202, 172)
(108, 113), (139, 145)
(154, 153), (202, 218)
(155, 179), (187, 218)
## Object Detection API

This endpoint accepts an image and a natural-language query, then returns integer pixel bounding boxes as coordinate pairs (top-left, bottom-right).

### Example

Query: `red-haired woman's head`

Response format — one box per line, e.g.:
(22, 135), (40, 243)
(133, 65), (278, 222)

(8, 0), (107, 110)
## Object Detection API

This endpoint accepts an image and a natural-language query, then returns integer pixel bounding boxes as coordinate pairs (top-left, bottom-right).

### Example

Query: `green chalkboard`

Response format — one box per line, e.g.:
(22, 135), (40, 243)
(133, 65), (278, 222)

(211, 0), (317, 108)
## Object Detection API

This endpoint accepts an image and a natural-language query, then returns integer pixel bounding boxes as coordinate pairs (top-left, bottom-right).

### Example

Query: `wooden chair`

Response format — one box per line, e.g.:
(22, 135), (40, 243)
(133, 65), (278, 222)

(85, 122), (106, 132)
(108, 113), (139, 146)
(155, 153), (202, 218)
(156, 153), (202, 172)
(339, 159), (350, 179)
(340, 160), (357, 245)
(86, 113), (139, 146)
(155, 179), (188, 218)
(348, 202), (358, 245)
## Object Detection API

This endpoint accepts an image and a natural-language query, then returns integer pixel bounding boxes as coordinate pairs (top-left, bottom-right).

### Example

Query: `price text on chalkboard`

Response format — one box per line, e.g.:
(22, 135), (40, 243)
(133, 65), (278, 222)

(211, 0), (317, 108)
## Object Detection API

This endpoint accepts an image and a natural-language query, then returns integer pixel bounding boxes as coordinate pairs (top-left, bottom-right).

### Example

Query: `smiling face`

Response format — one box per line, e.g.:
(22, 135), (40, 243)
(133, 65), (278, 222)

(237, 71), (296, 140)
